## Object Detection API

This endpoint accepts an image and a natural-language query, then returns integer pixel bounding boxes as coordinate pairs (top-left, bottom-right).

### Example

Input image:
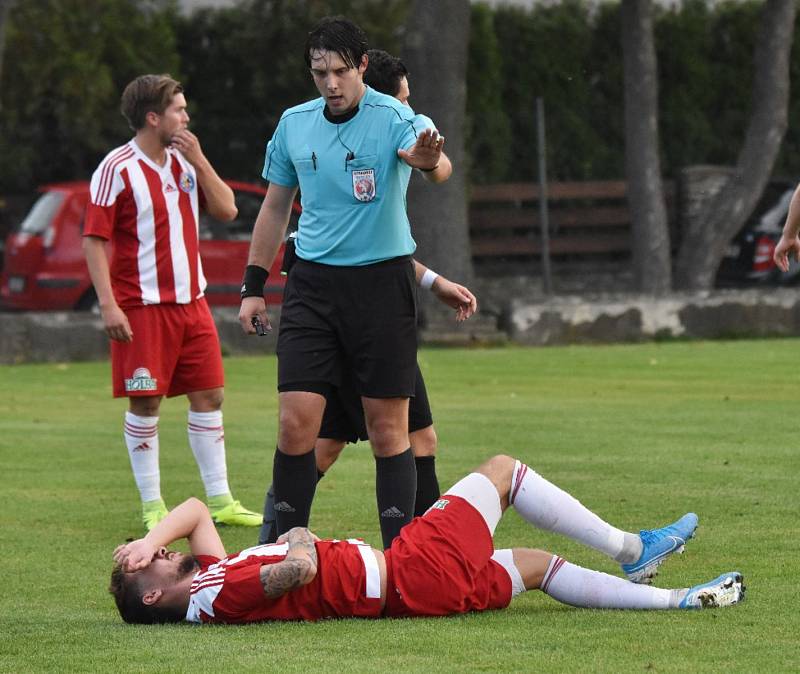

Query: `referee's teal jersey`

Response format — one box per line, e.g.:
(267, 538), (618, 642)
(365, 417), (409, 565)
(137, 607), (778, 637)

(263, 86), (436, 266)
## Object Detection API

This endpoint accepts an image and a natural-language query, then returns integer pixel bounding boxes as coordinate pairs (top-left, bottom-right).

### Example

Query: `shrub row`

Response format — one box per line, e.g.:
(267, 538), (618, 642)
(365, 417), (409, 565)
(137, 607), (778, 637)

(1, 0), (795, 194)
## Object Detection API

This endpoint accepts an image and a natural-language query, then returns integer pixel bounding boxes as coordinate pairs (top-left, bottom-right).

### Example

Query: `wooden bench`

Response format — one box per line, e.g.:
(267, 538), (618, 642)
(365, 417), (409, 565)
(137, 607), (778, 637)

(469, 180), (675, 261)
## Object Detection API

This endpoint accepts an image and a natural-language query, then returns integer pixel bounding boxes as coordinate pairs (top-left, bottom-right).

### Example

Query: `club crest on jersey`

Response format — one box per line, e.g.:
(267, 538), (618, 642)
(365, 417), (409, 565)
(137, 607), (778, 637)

(352, 169), (376, 202)
(178, 172), (195, 193)
(125, 367), (157, 392)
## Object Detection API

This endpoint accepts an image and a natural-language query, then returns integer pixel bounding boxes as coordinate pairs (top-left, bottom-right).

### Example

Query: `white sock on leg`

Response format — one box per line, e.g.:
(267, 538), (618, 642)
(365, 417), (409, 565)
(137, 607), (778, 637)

(510, 461), (641, 563)
(188, 410), (231, 498)
(123, 412), (161, 503)
(542, 556), (676, 609)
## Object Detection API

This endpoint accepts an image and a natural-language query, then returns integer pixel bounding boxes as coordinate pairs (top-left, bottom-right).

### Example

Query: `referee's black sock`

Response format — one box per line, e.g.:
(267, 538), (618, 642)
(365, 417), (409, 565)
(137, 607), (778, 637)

(414, 455), (441, 517)
(259, 469), (326, 545)
(258, 484), (277, 545)
(272, 447), (318, 537)
(375, 447), (416, 549)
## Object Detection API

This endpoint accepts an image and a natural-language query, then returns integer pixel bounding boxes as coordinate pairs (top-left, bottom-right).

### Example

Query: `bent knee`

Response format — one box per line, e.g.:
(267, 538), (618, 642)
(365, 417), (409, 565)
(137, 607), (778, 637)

(188, 387), (224, 412)
(129, 396), (162, 417)
(315, 439), (345, 472)
(280, 407), (316, 437)
(410, 426), (437, 456)
(279, 412), (322, 450)
(365, 419), (408, 454)
(477, 454), (516, 478)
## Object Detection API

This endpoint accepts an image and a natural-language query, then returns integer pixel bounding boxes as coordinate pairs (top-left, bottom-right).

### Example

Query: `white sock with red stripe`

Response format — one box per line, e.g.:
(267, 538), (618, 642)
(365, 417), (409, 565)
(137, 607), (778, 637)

(510, 461), (642, 563)
(541, 555), (678, 609)
(187, 410), (231, 498)
(123, 412), (161, 503)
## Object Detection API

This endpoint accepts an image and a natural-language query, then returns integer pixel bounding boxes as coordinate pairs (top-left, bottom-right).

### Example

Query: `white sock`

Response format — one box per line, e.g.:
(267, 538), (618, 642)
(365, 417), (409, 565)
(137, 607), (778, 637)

(510, 461), (641, 563)
(541, 556), (676, 609)
(187, 410), (231, 498)
(123, 412), (161, 503)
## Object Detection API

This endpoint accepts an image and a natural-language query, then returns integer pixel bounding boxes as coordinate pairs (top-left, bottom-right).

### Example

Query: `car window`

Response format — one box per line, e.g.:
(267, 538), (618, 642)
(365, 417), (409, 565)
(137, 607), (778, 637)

(199, 190), (264, 241)
(18, 191), (65, 234)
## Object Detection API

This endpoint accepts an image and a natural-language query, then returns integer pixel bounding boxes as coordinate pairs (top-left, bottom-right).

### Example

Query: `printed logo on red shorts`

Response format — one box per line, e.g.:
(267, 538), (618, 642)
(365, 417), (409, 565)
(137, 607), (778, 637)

(430, 499), (450, 511)
(125, 367), (158, 392)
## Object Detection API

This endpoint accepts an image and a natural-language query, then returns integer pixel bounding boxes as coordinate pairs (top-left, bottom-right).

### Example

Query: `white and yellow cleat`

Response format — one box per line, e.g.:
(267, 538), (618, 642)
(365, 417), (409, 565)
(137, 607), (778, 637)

(679, 572), (745, 609)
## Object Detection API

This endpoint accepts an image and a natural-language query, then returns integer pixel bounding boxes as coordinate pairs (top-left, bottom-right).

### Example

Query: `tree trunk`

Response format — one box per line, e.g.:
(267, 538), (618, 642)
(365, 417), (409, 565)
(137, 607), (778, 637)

(621, 0), (672, 294)
(0, 1), (14, 107)
(674, 0), (796, 290)
(402, 0), (473, 323)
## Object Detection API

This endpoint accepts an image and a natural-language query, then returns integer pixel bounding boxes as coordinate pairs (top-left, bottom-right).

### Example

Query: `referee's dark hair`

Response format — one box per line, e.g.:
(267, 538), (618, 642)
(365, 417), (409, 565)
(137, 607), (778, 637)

(305, 16), (369, 70)
(364, 49), (408, 97)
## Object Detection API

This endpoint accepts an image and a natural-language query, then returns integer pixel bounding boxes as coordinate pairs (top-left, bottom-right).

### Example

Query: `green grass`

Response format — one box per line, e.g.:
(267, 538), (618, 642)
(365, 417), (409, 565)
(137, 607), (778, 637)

(2, 341), (799, 673)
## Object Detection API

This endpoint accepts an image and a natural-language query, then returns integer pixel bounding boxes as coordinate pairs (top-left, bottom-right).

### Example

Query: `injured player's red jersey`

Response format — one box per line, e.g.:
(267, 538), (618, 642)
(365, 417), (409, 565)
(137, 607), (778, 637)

(185, 539), (383, 623)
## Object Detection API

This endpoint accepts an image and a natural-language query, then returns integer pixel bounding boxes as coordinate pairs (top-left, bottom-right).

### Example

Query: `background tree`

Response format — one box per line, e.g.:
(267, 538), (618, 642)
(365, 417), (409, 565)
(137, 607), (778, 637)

(621, 0), (671, 294)
(403, 0), (473, 317)
(674, 0), (796, 290)
(491, 2), (609, 182)
(465, 3), (511, 185)
(0, 0), (13, 105)
(0, 0), (178, 192)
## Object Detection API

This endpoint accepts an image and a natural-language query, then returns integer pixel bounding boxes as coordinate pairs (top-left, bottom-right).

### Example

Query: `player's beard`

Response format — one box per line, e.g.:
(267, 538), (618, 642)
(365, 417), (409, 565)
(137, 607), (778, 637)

(177, 554), (200, 580)
(158, 128), (174, 149)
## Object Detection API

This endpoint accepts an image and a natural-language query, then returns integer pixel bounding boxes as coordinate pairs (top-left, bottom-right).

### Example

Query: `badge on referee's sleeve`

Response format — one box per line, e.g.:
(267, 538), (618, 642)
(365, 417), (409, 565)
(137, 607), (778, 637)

(352, 169), (376, 202)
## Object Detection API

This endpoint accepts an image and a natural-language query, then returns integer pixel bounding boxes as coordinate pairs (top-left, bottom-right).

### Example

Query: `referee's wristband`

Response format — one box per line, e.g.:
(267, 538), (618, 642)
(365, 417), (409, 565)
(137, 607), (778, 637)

(241, 265), (269, 299)
(420, 269), (440, 290)
(420, 164), (439, 173)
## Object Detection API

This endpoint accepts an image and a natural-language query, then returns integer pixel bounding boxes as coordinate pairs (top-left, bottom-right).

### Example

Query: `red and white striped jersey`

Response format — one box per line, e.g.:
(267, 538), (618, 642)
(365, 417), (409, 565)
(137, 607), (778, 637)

(84, 140), (207, 308)
(185, 540), (383, 624)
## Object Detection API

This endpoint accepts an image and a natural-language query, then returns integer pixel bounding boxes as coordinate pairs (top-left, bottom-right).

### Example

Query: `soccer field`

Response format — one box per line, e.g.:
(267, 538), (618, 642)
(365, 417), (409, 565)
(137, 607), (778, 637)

(2, 341), (798, 673)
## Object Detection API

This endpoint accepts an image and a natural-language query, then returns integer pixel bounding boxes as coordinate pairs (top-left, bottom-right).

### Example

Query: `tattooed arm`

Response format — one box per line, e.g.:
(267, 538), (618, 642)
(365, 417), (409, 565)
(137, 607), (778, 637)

(260, 527), (319, 598)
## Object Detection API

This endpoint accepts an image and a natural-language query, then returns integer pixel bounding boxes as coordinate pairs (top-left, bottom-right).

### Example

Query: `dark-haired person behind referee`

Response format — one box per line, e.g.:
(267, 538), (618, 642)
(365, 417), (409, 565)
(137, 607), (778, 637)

(238, 17), (453, 549)
(256, 48), (474, 546)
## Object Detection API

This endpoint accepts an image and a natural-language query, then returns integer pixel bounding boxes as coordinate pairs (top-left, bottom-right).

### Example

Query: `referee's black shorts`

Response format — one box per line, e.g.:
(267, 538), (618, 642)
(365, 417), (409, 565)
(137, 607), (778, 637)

(319, 364), (434, 444)
(277, 255), (418, 398)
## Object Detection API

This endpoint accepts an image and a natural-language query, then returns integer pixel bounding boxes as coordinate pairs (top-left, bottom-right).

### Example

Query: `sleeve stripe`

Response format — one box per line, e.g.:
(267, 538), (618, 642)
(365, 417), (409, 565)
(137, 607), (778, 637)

(95, 146), (134, 206)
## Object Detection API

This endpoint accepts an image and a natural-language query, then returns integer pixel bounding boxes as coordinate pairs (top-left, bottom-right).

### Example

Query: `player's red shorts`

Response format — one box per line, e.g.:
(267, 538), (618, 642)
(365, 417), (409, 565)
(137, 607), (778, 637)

(383, 495), (512, 617)
(111, 298), (224, 398)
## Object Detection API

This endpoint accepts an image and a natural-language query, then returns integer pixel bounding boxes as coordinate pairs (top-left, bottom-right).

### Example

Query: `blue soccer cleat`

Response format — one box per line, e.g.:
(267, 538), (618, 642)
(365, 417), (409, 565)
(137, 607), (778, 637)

(622, 512), (699, 583)
(679, 572), (745, 609)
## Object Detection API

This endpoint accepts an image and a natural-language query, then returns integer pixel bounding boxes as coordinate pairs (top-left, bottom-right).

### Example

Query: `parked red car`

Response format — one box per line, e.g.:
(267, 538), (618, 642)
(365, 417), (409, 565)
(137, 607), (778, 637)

(0, 181), (296, 310)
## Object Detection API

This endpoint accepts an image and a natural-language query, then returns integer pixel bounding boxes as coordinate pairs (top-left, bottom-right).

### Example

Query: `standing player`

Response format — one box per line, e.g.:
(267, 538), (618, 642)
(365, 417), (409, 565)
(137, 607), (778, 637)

(83, 74), (261, 530)
(109, 454), (743, 625)
(257, 49), (474, 545)
(239, 18), (452, 548)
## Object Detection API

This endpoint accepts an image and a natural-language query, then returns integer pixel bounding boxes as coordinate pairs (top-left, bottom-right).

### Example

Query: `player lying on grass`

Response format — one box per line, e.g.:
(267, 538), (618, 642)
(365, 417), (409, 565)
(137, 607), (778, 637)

(110, 455), (744, 624)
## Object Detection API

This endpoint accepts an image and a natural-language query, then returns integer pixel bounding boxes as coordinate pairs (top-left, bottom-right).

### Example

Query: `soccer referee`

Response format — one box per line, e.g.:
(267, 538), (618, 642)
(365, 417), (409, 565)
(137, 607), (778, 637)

(239, 16), (451, 549)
